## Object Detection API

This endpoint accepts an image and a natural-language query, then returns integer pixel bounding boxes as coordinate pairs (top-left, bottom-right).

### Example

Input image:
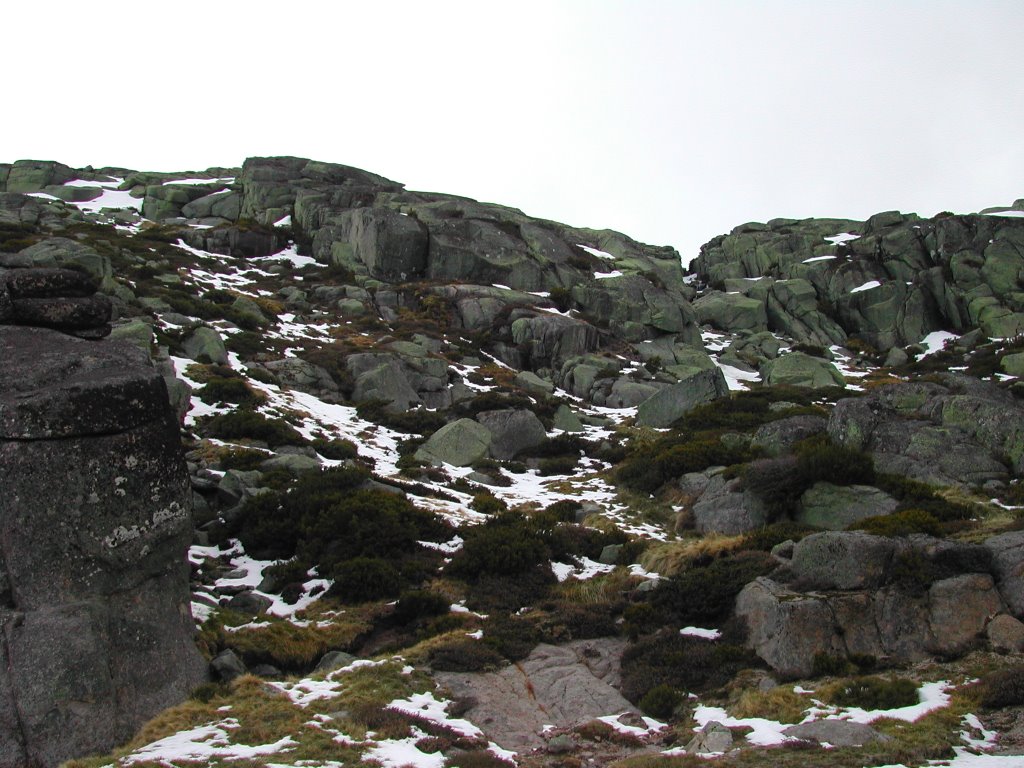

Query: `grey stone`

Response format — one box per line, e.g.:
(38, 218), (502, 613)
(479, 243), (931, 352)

(315, 650), (357, 673)
(211, 649), (247, 683)
(477, 409), (548, 461)
(762, 352), (846, 389)
(515, 370), (554, 395)
(789, 532), (896, 591)
(987, 614), (1024, 652)
(598, 544), (622, 565)
(928, 573), (1005, 656)
(686, 721), (734, 754)
(415, 419), (492, 467)
(435, 639), (637, 753)
(796, 482), (899, 530)
(692, 475), (768, 535)
(182, 326), (228, 365)
(783, 720), (887, 747)
(260, 453), (321, 474)
(751, 415), (828, 457)
(553, 404), (584, 433)
(227, 590), (273, 615)
(985, 531), (1024, 617)
(0, 327), (205, 766)
(635, 367), (729, 428)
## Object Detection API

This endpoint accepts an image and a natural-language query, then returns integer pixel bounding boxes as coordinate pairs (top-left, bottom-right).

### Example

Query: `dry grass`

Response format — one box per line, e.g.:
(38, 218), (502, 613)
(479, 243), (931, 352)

(639, 535), (746, 577)
(731, 687), (810, 724)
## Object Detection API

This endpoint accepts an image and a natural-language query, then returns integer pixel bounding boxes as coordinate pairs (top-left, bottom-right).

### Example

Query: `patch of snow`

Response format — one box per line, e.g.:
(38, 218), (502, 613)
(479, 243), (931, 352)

(387, 691), (484, 738)
(596, 713), (667, 737)
(576, 244), (616, 260)
(25, 192), (60, 201)
(252, 244), (317, 269)
(960, 713), (998, 751)
(363, 729), (445, 768)
(679, 626), (721, 640)
(837, 681), (952, 724)
(71, 188), (143, 213)
(491, 283), (511, 290)
(419, 536), (464, 554)
(918, 330), (958, 358)
(716, 361), (760, 390)
(122, 719), (295, 764)
(550, 556), (615, 582)
(691, 705), (793, 747)
(595, 270), (623, 279)
(162, 177), (235, 186)
(273, 214), (292, 227)
(628, 563), (660, 580)
(825, 232), (860, 245)
(64, 177), (121, 188)
(269, 679), (343, 707)
(850, 280), (882, 294)
(984, 210), (1024, 218)
(803, 254), (838, 264)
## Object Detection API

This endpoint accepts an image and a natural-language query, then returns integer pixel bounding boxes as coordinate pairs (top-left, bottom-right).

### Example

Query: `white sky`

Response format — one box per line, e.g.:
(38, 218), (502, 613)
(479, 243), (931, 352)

(6, 1), (1023, 262)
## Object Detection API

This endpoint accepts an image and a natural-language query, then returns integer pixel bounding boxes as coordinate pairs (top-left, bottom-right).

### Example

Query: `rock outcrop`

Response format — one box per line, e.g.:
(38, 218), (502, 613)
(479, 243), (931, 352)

(735, 531), (1009, 678)
(0, 326), (205, 767)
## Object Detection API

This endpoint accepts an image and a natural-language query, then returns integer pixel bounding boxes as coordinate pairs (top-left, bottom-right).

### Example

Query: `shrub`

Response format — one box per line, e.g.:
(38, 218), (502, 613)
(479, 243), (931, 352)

(638, 683), (684, 719)
(651, 551), (776, 625)
(198, 376), (263, 406)
(393, 590), (452, 625)
(217, 447), (268, 471)
(617, 433), (758, 494)
(355, 399), (448, 435)
(328, 557), (402, 603)
(620, 631), (759, 702)
(678, 389), (825, 432)
(795, 435), (875, 487)
(827, 676), (919, 710)
(545, 499), (583, 522)
(444, 750), (516, 768)
(202, 410), (306, 448)
(980, 666), (1024, 708)
(549, 286), (572, 312)
(741, 521), (818, 551)
(311, 437), (359, 461)
(538, 455), (578, 476)
(428, 639), (506, 672)
(852, 509), (942, 537)
(470, 492), (507, 515)
(449, 513), (550, 579)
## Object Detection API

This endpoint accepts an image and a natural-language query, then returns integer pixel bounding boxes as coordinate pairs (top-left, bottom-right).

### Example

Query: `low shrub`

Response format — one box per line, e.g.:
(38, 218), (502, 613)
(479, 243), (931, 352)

(651, 550), (776, 625)
(638, 683), (684, 719)
(470, 492), (507, 515)
(538, 455), (578, 476)
(355, 399), (448, 435)
(617, 433), (759, 494)
(428, 639), (506, 673)
(202, 409), (306, 448)
(198, 377), (264, 406)
(545, 499), (583, 522)
(852, 509), (942, 537)
(216, 447), (268, 471)
(311, 437), (359, 461)
(620, 631), (760, 702)
(826, 676), (919, 710)
(393, 590), (452, 625)
(328, 557), (403, 603)
(980, 666), (1024, 708)
(677, 388), (826, 432)
(449, 513), (551, 579)
(741, 521), (818, 551)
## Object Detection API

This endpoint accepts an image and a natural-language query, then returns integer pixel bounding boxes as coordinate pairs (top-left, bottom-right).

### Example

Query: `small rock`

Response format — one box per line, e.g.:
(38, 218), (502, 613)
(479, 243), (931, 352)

(685, 721), (733, 754)
(783, 719), (888, 747)
(227, 590), (273, 615)
(546, 734), (575, 754)
(211, 649), (247, 683)
(315, 650), (357, 673)
(988, 614), (1024, 652)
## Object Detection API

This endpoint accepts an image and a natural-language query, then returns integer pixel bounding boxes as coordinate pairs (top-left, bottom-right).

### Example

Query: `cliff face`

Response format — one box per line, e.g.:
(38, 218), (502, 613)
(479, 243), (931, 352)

(0, 326), (206, 768)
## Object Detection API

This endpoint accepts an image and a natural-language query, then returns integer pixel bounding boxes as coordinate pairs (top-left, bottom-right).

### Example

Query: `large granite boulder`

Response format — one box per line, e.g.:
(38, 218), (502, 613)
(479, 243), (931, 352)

(0, 326), (205, 767)
(736, 531), (1008, 678)
(635, 367), (729, 428)
(415, 419), (492, 467)
(477, 409), (548, 461)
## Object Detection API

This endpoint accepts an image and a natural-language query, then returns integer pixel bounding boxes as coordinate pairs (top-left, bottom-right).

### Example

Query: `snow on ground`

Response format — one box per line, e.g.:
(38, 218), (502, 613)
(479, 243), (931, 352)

(918, 330), (959, 357)
(72, 188), (143, 213)
(851, 280), (882, 293)
(120, 719), (295, 765)
(679, 626), (721, 640)
(595, 714), (667, 737)
(576, 244), (616, 260)
(984, 210), (1024, 218)
(162, 177), (235, 186)
(64, 178), (121, 188)
(803, 254), (837, 263)
(363, 730), (444, 768)
(716, 361), (760, 390)
(595, 270), (623, 279)
(273, 214), (292, 227)
(251, 243), (317, 269)
(550, 556), (615, 582)
(269, 679), (343, 707)
(387, 691), (484, 738)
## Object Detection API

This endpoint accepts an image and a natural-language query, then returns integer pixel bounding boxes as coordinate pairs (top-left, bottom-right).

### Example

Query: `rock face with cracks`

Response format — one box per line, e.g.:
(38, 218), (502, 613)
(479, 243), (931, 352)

(0, 326), (206, 768)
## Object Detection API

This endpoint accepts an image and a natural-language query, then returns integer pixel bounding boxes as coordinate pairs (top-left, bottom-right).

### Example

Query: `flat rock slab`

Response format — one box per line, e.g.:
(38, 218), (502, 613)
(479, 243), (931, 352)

(435, 639), (637, 753)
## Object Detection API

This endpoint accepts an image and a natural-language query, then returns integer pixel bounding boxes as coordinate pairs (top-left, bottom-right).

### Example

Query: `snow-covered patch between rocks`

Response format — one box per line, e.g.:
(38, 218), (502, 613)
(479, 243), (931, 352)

(918, 330), (958, 357)
(825, 232), (860, 245)
(550, 556), (615, 582)
(803, 254), (837, 263)
(387, 691), (484, 738)
(576, 244), (616, 260)
(363, 729), (444, 768)
(851, 280), (882, 293)
(269, 679), (342, 707)
(594, 270), (623, 279)
(679, 626), (721, 640)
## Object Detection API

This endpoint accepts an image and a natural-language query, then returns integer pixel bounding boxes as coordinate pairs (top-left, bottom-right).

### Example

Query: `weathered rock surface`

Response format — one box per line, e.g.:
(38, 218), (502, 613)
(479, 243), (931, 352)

(783, 720), (888, 747)
(415, 418), (492, 466)
(0, 326), (205, 767)
(635, 367), (729, 428)
(736, 531), (1008, 678)
(434, 639), (637, 753)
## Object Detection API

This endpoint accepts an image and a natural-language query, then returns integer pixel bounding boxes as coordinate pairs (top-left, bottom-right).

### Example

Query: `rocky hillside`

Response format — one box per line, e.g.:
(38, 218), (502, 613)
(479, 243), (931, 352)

(2, 157), (1024, 767)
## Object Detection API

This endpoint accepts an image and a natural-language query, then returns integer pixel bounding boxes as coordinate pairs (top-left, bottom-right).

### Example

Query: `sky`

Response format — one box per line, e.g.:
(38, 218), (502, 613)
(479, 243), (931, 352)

(6, 1), (1024, 262)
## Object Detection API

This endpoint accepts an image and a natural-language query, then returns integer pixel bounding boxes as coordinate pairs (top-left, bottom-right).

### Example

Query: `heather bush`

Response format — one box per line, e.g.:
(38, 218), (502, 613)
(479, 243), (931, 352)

(651, 550), (776, 625)
(827, 676), (918, 710)
(980, 666), (1024, 708)
(328, 557), (402, 602)
(852, 509), (943, 537)
(448, 513), (550, 579)
(202, 409), (306, 448)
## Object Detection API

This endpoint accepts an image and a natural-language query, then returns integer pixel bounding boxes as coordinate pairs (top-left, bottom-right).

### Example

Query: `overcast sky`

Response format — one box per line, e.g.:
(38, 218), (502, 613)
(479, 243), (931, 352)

(7, 1), (1023, 262)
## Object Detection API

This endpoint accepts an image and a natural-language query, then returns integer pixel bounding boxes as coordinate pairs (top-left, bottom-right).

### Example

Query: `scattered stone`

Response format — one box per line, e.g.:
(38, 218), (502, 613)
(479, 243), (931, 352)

(685, 721), (733, 754)
(783, 720), (887, 747)
(210, 649), (247, 683)
(315, 651), (357, 673)
(987, 614), (1024, 652)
